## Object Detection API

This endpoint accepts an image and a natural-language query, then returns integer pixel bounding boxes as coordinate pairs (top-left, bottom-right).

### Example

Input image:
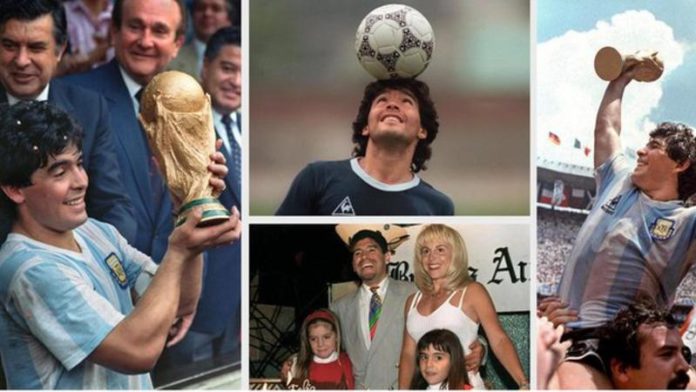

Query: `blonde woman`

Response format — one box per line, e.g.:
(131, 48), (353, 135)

(398, 224), (528, 389)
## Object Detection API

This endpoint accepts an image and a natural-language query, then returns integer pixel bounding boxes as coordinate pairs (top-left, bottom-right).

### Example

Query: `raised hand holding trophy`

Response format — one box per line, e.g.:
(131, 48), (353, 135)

(139, 71), (231, 226)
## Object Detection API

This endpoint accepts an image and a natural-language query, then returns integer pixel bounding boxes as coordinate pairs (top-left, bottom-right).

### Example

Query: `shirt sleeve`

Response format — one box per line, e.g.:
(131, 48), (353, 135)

(594, 154), (632, 199)
(9, 259), (125, 371)
(276, 163), (318, 215)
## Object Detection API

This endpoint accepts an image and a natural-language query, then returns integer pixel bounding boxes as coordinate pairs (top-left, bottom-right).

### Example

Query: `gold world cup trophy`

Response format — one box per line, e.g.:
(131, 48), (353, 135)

(139, 71), (231, 227)
(594, 46), (664, 82)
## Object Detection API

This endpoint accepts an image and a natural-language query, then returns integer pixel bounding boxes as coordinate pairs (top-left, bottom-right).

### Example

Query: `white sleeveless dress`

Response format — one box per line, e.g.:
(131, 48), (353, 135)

(406, 287), (486, 389)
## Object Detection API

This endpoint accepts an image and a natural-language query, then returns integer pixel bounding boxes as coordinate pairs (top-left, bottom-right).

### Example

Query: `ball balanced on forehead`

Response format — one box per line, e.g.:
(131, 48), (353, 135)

(354, 4), (435, 80)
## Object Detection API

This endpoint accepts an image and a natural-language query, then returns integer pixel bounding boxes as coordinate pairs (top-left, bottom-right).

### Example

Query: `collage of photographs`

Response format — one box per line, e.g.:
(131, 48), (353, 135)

(0, 0), (695, 390)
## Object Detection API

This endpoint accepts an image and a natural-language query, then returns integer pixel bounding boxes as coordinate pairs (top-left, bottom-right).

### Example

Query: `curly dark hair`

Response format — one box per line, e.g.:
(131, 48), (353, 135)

(0, 0), (67, 48)
(0, 101), (83, 217)
(649, 122), (696, 201)
(351, 79), (439, 173)
(598, 298), (678, 370)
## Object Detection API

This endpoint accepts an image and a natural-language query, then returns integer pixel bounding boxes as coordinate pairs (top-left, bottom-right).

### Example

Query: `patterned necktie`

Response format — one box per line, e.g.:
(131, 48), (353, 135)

(369, 287), (382, 341)
(221, 113), (241, 197)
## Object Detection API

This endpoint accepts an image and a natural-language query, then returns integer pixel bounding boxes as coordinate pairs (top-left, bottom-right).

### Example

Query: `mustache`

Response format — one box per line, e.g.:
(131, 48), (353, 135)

(667, 371), (690, 390)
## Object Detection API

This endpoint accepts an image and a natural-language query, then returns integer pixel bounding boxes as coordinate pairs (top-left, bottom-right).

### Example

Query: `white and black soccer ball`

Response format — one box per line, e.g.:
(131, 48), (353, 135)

(354, 4), (435, 80)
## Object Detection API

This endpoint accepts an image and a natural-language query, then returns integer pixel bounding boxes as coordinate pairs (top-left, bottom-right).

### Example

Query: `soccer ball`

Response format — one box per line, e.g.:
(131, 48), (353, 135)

(354, 4), (435, 80)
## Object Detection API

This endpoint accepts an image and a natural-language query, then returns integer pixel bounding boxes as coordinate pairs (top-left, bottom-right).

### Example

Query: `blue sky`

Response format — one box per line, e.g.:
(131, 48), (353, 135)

(537, 0), (696, 168)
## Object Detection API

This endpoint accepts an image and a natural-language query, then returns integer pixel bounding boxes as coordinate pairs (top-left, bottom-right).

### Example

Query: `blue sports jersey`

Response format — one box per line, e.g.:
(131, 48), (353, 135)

(557, 155), (696, 328)
(276, 158), (454, 215)
(0, 219), (157, 389)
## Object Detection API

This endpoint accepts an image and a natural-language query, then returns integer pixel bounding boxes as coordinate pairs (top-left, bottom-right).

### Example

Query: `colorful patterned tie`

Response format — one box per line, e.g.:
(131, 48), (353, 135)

(369, 287), (382, 341)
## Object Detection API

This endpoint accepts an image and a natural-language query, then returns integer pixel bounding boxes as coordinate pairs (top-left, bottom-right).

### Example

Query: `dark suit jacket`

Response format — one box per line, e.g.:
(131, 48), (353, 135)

(64, 61), (241, 336)
(190, 117), (242, 335)
(0, 80), (136, 244)
(61, 60), (173, 263)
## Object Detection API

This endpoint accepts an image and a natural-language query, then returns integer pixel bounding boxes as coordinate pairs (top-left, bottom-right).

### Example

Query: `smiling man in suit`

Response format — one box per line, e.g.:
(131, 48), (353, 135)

(62, 0), (187, 270)
(0, 0), (135, 244)
(62, 0), (242, 368)
(330, 229), (416, 389)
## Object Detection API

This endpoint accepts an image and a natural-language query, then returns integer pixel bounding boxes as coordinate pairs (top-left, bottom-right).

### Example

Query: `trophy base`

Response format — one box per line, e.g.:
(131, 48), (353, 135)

(176, 197), (231, 227)
(594, 46), (623, 81)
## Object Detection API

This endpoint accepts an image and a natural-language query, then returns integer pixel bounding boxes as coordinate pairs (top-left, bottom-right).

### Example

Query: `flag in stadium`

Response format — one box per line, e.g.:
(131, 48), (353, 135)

(548, 131), (561, 145)
(574, 138), (581, 149)
(584, 146), (591, 156)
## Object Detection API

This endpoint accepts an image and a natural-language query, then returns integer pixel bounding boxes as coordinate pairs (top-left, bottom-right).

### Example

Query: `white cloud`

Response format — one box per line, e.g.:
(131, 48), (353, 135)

(537, 10), (685, 168)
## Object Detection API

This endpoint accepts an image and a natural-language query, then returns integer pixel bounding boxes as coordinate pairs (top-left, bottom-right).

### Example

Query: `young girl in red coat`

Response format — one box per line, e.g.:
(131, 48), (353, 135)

(286, 309), (355, 389)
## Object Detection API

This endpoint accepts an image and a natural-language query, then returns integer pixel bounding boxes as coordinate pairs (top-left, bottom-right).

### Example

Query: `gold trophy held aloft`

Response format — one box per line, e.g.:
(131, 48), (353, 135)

(594, 46), (664, 82)
(139, 71), (231, 227)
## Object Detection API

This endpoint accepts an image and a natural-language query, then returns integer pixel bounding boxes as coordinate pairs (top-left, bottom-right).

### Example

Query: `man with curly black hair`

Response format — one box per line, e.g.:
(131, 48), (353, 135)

(0, 101), (240, 389)
(277, 78), (453, 216)
(546, 65), (696, 389)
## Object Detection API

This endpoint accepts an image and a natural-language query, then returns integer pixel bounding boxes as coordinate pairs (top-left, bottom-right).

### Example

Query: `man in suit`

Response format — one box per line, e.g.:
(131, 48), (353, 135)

(63, 0), (241, 367)
(0, 0), (135, 244)
(62, 0), (187, 265)
(160, 25), (242, 364)
(168, 0), (235, 80)
(330, 229), (416, 389)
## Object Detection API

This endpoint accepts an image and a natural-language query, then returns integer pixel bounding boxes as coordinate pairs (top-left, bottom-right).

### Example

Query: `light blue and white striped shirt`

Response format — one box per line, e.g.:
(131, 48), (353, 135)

(0, 219), (157, 389)
(558, 154), (696, 329)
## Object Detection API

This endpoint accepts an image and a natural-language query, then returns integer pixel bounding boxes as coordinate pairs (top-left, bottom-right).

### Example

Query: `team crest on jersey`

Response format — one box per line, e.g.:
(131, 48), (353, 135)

(601, 194), (622, 215)
(649, 218), (675, 240)
(105, 253), (128, 288)
(332, 196), (355, 215)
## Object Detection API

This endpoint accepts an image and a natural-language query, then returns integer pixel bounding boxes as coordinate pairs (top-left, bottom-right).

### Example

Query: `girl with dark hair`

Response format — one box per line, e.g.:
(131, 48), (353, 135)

(411, 329), (472, 390)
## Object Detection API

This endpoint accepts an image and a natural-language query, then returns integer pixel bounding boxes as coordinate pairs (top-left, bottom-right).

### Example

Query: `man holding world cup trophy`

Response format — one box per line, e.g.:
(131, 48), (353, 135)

(63, 0), (242, 371)
(0, 100), (240, 389)
(543, 48), (696, 389)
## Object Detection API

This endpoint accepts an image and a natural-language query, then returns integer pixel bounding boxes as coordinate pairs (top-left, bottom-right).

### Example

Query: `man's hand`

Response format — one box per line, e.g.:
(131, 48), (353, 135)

(210, 139), (229, 198)
(537, 296), (578, 328)
(166, 312), (195, 347)
(168, 206), (241, 259)
(465, 339), (484, 372)
(537, 316), (571, 389)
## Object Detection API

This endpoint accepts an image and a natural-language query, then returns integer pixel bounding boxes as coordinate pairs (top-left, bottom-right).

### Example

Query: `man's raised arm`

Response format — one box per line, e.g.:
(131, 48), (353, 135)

(594, 70), (635, 168)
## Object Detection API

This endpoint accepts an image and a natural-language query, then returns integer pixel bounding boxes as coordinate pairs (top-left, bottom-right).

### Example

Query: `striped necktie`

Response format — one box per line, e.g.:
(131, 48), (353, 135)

(369, 287), (382, 341)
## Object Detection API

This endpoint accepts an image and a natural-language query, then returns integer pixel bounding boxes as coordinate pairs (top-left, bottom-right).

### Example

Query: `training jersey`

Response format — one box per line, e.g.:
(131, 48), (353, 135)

(0, 219), (157, 389)
(276, 158), (454, 215)
(557, 154), (696, 329)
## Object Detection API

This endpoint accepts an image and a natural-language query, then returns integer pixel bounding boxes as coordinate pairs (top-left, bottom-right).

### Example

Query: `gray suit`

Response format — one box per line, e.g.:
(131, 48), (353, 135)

(331, 279), (416, 390)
